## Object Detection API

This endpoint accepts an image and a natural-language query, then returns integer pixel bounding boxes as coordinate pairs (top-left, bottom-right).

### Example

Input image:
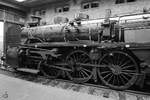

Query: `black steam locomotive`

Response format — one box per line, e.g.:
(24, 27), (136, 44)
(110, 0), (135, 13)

(5, 13), (150, 90)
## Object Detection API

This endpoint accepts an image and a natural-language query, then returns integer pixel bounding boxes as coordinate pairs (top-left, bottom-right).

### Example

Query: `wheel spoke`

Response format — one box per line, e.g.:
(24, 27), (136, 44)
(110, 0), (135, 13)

(122, 65), (135, 70)
(78, 54), (84, 62)
(107, 73), (114, 83)
(112, 75), (116, 85)
(72, 54), (77, 62)
(80, 54), (87, 61)
(116, 75), (120, 86)
(120, 73), (130, 81)
(79, 56), (89, 63)
(120, 60), (131, 68)
(108, 56), (114, 64)
(80, 71), (85, 78)
(103, 73), (112, 79)
(78, 71), (82, 78)
(118, 57), (126, 66)
(100, 70), (111, 75)
(122, 70), (136, 73)
(82, 68), (92, 73)
(82, 57), (90, 63)
(81, 69), (90, 77)
(116, 53), (120, 65)
(121, 72), (136, 77)
(69, 57), (74, 63)
(103, 59), (111, 65)
(111, 54), (117, 65)
(74, 53), (79, 62)
(118, 75), (126, 85)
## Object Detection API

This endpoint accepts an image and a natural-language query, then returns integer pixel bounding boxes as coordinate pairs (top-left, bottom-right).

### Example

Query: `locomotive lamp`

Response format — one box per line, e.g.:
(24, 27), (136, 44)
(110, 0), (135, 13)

(35, 45), (38, 48)
(16, 0), (26, 2)
(125, 44), (130, 48)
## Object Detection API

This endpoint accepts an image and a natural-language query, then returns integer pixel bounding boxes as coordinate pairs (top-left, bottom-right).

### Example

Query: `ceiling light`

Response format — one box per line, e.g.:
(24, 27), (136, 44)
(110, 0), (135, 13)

(16, 0), (26, 2)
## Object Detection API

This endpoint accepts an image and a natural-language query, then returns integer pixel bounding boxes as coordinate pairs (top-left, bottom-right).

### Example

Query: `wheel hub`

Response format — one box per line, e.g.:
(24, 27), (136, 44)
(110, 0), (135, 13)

(69, 61), (82, 71)
(110, 65), (122, 75)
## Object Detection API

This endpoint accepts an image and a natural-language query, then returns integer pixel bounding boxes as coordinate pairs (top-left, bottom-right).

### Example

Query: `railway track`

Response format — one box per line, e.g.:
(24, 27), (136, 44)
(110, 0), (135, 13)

(0, 66), (150, 100)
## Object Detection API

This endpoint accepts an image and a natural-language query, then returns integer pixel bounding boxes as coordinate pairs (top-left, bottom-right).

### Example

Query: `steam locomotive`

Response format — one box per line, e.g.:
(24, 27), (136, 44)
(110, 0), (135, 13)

(5, 13), (150, 90)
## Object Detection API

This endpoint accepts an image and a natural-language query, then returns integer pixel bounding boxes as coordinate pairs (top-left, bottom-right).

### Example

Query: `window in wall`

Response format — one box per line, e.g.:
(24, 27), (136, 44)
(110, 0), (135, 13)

(56, 7), (62, 13)
(55, 6), (70, 13)
(32, 9), (46, 16)
(63, 6), (69, 12)
(41, 10), (46, 16)
(91, 2), (99, 8)
(82, 1), (99, 9)
(127, 0), (136, 2)
(116, 0), (136, 4)
(82, 3), (90, 9)
(115, 0), (125, 4)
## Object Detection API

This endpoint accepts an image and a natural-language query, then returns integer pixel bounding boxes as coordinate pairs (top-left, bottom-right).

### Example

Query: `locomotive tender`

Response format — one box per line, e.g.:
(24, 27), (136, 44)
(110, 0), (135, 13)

(5, 13), (150, 90)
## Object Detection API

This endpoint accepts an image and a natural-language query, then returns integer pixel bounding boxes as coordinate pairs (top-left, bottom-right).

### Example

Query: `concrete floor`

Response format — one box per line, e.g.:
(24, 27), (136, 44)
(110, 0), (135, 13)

(0, 71), (150, 100)
(0, 74), (113, 100)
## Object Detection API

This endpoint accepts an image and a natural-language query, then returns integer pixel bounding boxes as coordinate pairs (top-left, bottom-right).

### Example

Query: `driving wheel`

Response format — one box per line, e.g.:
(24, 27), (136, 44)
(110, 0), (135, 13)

(66, 50), (93, 83)
(97, 51), (139, 90)
(38, 60), (61, 79)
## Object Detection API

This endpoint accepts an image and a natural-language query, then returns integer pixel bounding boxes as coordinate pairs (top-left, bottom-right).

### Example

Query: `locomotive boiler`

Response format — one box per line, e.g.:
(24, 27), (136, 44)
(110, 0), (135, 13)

(5, 13), (150, 90)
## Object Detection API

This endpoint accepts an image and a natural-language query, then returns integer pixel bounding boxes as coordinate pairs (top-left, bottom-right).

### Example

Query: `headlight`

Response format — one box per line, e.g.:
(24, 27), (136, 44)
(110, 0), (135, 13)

(125, 44), (130, 48)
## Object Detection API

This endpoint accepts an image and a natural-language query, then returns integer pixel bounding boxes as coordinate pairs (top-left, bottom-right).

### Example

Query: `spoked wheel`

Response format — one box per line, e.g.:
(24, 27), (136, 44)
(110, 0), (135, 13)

(66, 50), (93, 83)
(38, 60), (61, 79)
(97, 51), (139, 90)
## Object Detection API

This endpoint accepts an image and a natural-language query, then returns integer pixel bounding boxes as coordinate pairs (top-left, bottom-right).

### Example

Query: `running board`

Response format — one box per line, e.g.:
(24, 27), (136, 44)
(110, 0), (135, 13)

(17, 68), (39, 74)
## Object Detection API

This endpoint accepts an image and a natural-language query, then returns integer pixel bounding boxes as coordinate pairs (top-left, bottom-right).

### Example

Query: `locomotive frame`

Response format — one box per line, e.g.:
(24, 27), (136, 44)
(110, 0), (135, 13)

(4, 13), (150, 90)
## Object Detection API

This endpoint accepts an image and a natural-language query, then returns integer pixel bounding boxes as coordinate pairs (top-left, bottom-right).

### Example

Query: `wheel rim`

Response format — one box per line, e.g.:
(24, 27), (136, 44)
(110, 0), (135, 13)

(97, 51), (139, 90)
(38, 61), (60, 79)
(66, 50), (93, 83)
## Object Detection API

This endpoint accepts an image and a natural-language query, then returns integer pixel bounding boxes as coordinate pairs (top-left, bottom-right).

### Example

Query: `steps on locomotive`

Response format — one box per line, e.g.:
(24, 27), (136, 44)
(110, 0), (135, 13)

(16, 68), (39, 74)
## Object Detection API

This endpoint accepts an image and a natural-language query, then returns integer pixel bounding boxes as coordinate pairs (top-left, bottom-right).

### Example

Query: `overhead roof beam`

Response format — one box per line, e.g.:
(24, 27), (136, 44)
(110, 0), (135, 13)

(0, 1), (28, 12)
